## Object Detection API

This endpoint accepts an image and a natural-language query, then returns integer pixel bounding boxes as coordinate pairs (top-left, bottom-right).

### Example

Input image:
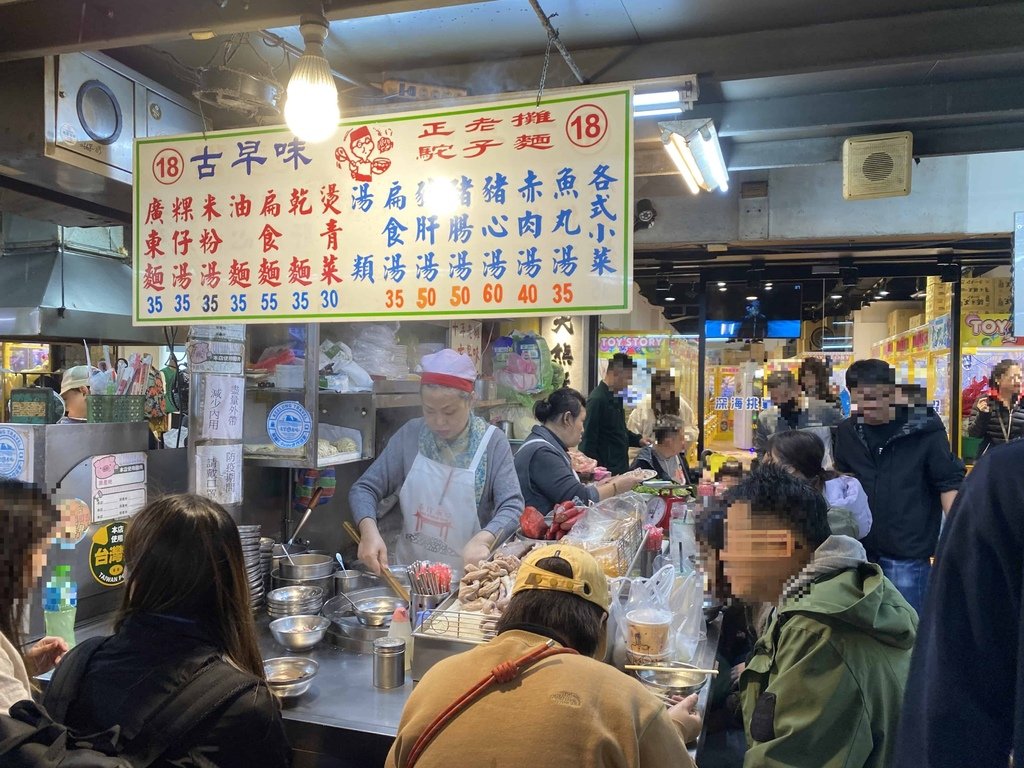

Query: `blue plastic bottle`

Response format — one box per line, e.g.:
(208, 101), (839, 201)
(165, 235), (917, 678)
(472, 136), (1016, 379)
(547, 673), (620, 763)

(43, 565), (77, 648)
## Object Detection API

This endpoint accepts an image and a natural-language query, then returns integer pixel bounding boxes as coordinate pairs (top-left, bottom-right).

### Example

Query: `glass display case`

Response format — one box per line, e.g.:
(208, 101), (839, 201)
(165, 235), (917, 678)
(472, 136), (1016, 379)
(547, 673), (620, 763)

(243, 321), (447, 469)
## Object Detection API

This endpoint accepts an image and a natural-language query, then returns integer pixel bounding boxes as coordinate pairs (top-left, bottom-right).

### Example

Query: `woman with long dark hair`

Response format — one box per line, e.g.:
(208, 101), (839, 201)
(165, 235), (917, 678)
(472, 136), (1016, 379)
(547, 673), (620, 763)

(766, 430), (872, 539)
(51, 494), (289, 767)
(967, 358), (1024, 455)
(0, 482), (68, 712)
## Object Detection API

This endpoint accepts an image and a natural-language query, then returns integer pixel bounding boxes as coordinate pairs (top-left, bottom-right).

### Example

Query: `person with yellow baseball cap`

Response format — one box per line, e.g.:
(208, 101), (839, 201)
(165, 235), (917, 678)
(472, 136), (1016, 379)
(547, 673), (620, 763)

(386, 544), (700, 768)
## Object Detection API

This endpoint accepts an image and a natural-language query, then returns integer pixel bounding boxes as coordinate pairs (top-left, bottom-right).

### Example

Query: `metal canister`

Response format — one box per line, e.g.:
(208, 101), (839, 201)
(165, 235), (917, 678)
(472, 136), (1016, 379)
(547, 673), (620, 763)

(372, 637), (406, 689)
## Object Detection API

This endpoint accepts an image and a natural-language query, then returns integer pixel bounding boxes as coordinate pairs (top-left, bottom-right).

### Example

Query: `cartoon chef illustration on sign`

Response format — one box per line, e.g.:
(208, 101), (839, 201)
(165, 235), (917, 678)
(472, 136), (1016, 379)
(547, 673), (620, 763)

(335, 125), (393, 181)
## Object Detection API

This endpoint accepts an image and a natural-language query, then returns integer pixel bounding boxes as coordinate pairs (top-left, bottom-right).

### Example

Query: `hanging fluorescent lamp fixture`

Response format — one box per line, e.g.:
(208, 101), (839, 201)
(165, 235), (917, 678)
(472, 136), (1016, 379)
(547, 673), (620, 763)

(659, 118), (730, 194)
(285, 13), (340, 143)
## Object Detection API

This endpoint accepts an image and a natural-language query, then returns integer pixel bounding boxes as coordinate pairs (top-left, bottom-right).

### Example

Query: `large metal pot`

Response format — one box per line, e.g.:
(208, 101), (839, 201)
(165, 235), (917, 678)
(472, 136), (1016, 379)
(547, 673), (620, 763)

(280, 553), (335, 580)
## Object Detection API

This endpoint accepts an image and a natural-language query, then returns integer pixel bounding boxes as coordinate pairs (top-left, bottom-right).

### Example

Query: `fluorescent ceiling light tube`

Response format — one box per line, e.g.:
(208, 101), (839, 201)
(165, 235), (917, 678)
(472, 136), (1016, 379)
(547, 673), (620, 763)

(659, 118), (730, 194)
(634, 106), (683, 118)
(662, 136), (700, 195)
(635, 90), (681, 107)
(698, 125), (730, 192)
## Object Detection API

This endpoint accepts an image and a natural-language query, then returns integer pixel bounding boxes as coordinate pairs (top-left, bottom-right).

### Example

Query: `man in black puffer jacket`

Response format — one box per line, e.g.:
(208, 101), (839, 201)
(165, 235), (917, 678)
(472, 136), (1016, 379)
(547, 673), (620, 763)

(833, 359), (964, 618)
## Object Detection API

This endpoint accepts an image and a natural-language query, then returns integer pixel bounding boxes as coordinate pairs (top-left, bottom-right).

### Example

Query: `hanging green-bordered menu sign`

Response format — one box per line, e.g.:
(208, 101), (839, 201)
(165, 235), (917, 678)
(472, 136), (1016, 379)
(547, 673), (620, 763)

(133, 86), (633, 325)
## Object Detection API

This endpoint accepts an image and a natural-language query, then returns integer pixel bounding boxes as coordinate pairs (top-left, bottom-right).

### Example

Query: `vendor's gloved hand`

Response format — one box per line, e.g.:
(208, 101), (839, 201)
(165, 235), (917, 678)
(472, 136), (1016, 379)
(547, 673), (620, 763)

(25, 636), (69, 676)
(357, 519), (389, 575)
(668, 693), (702, 745)
(462, 531), (496, 570)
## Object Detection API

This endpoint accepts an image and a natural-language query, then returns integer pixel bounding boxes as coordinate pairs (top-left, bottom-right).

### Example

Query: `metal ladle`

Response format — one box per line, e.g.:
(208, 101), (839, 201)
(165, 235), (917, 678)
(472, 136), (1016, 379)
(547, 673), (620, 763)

(282, 486), (324, 566)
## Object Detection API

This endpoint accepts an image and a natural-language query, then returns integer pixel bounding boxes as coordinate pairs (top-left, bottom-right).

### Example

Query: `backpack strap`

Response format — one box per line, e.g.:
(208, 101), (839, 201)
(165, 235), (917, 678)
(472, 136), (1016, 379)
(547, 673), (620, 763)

(43, 635), (108, 723)
(122, 660), (260, 768)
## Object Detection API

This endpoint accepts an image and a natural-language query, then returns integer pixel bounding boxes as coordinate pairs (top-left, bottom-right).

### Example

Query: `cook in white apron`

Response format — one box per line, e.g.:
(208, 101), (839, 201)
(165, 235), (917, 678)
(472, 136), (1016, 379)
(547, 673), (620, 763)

(396, 425), (496, 574)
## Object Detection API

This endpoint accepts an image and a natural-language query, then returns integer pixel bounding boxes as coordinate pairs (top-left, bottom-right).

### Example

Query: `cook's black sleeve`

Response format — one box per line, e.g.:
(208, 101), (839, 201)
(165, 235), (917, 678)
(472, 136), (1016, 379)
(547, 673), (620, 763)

(893, 443), (1024, 768)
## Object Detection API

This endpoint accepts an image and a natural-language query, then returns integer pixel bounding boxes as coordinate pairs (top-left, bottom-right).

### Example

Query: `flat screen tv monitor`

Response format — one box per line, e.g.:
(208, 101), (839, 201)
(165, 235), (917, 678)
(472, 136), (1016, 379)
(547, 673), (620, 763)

(705, 292), (802, 339)
(705, 319), (801, 339)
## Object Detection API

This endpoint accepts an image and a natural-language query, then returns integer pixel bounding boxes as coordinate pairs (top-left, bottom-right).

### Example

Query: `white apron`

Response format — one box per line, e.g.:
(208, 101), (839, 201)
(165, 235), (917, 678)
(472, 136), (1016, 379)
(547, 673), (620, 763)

(396, 425), (495, 573)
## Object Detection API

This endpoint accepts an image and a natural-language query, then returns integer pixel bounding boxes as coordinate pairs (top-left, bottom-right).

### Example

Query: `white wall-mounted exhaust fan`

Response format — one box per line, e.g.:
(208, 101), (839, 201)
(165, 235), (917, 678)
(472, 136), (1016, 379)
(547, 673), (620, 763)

(842, 131), (913, 200)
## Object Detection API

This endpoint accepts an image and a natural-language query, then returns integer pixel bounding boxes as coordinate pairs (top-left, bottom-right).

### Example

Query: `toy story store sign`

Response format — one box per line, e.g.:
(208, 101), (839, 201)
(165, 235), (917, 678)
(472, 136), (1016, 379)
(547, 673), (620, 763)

(134, 87), (633, 325)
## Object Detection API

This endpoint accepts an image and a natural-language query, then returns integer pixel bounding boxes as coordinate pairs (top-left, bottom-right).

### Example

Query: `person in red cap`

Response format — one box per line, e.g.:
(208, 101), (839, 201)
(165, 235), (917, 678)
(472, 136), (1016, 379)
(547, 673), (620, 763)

(350, 349), (524, 575)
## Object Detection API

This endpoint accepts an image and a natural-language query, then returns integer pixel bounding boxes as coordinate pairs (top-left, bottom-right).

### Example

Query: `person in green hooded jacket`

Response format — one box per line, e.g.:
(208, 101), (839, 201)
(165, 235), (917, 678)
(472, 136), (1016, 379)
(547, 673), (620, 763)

(721, 465), (917, 768)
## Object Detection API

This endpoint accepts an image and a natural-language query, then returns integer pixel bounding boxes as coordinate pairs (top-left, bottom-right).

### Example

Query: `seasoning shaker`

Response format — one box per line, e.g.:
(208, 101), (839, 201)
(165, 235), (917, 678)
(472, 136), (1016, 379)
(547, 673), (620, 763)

(372, 637), (406, 689)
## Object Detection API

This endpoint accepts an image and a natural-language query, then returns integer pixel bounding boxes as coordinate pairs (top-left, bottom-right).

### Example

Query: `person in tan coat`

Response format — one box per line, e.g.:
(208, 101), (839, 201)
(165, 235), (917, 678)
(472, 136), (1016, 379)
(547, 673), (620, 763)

(386, 544), (701, 768)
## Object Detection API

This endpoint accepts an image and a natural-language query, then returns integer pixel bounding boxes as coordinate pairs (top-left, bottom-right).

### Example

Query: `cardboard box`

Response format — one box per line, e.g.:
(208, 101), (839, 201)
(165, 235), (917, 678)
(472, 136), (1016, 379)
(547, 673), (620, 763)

(888, 309), (919, 336)
(961, 277), (994, 312)
(925, 278), (952, 320)
(993, 278), (1012, 312)
(909, 313), (926, 329)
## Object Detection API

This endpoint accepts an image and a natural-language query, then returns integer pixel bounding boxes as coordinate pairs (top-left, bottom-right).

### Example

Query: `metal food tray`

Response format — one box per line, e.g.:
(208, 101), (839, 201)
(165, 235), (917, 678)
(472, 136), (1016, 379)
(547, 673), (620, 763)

(411, 596), (499, 681)
(410, 521), (646, 680)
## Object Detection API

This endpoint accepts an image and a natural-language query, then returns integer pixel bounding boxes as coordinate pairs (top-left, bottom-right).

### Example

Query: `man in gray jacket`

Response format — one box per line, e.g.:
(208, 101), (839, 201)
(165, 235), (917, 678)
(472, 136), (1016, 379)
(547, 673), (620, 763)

(754, 371), (843, 457)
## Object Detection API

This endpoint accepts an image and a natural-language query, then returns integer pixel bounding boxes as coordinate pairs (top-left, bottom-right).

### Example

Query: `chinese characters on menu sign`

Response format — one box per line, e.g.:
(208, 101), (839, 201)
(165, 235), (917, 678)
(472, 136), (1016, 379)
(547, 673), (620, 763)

(133, 88), (633, 324)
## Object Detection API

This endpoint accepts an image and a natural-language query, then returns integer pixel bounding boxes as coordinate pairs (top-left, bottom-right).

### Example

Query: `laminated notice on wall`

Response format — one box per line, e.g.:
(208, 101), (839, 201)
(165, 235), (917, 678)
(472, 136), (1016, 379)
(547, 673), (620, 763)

(91, 452), (147, 522)
(200, 375), (244, 440)
(196, 444), (243, 506)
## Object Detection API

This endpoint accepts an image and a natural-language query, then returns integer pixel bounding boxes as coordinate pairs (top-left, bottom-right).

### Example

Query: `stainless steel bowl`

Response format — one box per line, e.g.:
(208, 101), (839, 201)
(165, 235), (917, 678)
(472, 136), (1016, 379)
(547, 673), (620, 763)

(269, 615), (330, 651)
(270, 569), (335, 600)
(267, 585), (324, 604)
(264, 656), (319, 698)
(635, 662), (709, 698)
(279, 553), (336, 580)
(353, 596), (407, 627)
(335, 569), (371, 594)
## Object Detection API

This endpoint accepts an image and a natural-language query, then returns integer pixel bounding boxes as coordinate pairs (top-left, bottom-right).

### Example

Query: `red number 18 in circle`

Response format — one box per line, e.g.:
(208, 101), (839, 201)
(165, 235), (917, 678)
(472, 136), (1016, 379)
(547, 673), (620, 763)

(566, 104), (608, 148)
(152, 148), (184, 185)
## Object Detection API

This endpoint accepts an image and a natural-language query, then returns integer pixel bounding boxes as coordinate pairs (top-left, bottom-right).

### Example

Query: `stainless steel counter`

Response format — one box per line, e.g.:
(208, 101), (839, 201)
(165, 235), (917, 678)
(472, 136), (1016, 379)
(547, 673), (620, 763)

(257, 615), (411, 738)
(67, 608), (720, 767)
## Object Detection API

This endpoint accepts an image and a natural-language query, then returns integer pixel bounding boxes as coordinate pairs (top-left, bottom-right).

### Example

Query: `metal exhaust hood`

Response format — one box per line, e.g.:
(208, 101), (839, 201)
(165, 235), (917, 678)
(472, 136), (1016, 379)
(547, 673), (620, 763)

(0, 250), (176, 343)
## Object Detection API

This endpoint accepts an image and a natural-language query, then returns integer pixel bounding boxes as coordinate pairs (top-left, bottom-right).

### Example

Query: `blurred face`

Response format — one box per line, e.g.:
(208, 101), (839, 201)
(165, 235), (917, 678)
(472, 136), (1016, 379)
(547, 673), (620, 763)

(801, 372), (818, 394)
(421, 387), (472, 441)
(653, 378), (674, 402)
(27, 523), (58, 583)
(720, 501), (807, 603)
(998, 366), (1023, 394)
(608, 366), (633, 393)
(657, 429), (685, 456)
(769, 383), (798, 406)
(851, 383), (896, 425)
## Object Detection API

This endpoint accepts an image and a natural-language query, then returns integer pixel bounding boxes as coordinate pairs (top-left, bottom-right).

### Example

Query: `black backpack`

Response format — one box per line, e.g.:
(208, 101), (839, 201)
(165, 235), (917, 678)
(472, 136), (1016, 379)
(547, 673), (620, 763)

(0, 636), (259, 767)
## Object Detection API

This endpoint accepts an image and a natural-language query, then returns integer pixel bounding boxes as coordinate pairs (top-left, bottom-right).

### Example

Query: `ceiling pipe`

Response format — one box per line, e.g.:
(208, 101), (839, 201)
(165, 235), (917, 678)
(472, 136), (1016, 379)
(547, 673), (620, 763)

(526, 0), (587, 85)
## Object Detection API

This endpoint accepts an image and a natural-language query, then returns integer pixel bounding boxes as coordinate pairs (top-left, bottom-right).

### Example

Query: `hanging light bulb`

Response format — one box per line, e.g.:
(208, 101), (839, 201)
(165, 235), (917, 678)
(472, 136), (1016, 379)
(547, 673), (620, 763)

(285, 14), (339, 143)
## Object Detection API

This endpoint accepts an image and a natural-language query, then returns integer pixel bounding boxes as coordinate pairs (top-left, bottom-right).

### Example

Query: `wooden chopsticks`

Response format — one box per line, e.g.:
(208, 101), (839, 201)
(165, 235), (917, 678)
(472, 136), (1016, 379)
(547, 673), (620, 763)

(624, 664), (719, 676)
(342, 521), (411, 603)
